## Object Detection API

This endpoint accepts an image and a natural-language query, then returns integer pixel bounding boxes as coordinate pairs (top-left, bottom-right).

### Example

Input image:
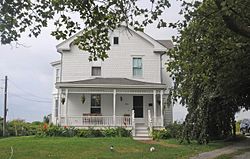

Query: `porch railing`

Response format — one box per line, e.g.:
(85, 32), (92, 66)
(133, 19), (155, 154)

(60, 116), (132, 127)
(152, 117), (163, 127)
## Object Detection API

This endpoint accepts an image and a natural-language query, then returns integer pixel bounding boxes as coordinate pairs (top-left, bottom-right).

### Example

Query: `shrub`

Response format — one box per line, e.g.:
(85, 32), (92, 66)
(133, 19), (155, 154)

(102, 128), (131, 137)
(116, 127), (131, 137)
(37, 125), (131, 138)
(102, 128), (117, 137)
(77, 128), (104, 138)
(6, 119), (40, 136)
(152, 129), (171, 140)
(77, 129), (93, 137)
(165, 122), (184, 139)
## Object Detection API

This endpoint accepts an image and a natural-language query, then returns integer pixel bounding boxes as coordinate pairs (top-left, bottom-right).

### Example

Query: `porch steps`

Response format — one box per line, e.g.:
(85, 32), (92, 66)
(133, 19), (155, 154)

(133, 123), (153, 141)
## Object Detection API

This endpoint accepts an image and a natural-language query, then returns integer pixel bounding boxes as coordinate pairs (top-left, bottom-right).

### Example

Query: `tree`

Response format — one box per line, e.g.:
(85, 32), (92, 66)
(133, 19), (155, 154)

(0, 116), (3, 137)
(214, 0), (250, 38)
(0, 0), (170, 61)
(167, 0), (250, 143)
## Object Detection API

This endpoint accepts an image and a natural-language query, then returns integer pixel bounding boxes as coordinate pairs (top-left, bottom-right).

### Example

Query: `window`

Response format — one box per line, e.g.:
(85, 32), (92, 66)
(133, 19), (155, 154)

(91, 67), (101, 76)
(113, 37), (119, 45)
(55, 99), (59, 117)
(133, 57), (142, 77)
(91, 94), (101, 114)
(56, 69), (60, 82)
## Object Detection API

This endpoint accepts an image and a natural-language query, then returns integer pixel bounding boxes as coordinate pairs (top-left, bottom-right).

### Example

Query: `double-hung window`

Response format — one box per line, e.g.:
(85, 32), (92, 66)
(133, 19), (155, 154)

(133, 57), (143, 77)
(91, 67), (101, 76)
(91, 94), (101, 114)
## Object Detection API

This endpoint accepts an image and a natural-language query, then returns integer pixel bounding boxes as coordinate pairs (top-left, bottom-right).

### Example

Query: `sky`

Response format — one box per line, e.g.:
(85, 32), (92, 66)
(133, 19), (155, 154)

(0, 0), (249, 122)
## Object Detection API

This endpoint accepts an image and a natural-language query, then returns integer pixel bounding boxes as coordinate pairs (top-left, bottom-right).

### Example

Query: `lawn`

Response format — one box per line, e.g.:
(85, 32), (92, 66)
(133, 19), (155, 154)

(0, 136), (226, 159)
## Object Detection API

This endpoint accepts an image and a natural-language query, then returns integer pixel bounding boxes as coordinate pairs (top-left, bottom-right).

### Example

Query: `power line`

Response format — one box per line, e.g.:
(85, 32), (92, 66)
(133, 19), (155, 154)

(9, 93), (51, 103)
(8, 79), (51, 100)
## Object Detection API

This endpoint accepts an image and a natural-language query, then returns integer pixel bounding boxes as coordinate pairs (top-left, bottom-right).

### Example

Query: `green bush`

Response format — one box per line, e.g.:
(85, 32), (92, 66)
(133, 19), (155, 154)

(116, 127), (131, 137)
(152, 129), (171, 140)
(37, 125), (131, 138)
(76, 128), (104, 138)
(6, 119), (41, 136)
(37, 124), (79, 137)
(102, 128), (131, 137)
(102, 128), (117, 137)
(165, 122), (183, 139)
(0, 117), (3, 137)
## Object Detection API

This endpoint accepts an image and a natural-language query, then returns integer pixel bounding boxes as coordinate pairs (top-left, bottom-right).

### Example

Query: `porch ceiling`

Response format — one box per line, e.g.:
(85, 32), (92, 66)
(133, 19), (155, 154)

(56, 78), (167, 89)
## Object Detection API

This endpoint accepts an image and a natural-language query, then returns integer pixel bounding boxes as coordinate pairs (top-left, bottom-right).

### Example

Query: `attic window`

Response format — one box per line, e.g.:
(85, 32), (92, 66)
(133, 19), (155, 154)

(113, 37), (119, 45)
(92, 67), (101, 76)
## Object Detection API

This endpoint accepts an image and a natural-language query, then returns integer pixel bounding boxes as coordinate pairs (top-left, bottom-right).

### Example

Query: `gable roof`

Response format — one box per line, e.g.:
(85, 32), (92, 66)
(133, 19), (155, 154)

(56, 78), (166, 89)
(56, 25), (172, 53)
(157, 40), (174, 49)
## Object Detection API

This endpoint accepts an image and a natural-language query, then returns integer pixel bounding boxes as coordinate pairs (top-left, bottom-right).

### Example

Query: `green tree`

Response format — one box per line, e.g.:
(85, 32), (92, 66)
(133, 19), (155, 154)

(0, 0), (170, 60)
(0, 117), (3, 137)
(167, 0), (250, 143)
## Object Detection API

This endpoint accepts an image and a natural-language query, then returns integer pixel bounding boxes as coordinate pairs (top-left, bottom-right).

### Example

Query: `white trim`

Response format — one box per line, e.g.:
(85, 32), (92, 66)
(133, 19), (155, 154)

(65, 89), (69, 126)
(56, 83), (166, 89)
(113, 89), (116, 126)
(160, 90), (163, 127)
(153, 90), (156, 123)
(55, 25), (168, 53)
(67, 91), (167, 95)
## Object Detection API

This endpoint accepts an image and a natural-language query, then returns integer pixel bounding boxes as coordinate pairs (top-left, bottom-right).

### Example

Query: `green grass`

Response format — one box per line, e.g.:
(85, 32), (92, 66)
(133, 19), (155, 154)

(215, 148), (250, 159)
(0, 136), (226, 159)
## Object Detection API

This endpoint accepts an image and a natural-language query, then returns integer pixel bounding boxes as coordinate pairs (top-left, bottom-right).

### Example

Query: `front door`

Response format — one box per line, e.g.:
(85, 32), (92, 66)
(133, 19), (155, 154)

(133, 96), (143, 118)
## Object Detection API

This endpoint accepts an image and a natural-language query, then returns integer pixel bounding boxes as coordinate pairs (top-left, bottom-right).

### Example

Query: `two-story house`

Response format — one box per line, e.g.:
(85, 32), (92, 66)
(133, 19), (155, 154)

(51, 26), (173, 140)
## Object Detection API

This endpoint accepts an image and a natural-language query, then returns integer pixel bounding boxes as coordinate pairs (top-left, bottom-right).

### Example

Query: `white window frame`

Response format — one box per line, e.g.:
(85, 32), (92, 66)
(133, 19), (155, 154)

(91, 66), (101, 76)
(90, 94), (101, 114)
(132, 56), (143, 78)
(113, 37), (119, 45)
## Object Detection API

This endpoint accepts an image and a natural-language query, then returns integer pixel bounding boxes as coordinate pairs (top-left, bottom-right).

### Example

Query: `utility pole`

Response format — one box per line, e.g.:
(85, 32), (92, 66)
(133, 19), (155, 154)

(3, 76), (7, 137)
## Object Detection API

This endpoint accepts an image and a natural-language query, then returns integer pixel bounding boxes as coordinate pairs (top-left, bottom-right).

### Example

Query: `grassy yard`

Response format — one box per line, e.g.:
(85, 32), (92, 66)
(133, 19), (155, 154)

(0, 136), (226, 159)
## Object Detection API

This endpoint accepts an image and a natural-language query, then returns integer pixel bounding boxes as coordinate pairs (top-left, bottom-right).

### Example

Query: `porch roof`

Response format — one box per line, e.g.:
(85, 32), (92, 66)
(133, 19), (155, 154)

(56, 78), (167, 89)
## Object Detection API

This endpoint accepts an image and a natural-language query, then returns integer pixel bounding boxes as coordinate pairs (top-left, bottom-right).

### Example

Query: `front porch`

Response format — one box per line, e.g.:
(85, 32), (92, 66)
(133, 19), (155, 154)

(55, 78), (170, 136)
(57, 88), (167, 128)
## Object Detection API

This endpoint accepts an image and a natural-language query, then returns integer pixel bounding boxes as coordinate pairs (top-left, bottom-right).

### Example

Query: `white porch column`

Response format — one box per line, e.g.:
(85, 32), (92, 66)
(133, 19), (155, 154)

(58, 89), (62, 126)
(160, 90), (164, 127)
(113, 89), (116, 126)
(65, 89), (69, 126)
(153, 90), (156, 124)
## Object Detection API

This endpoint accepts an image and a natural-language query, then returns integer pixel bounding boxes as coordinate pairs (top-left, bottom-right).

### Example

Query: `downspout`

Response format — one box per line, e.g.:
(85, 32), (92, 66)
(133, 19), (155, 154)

(160, 52), (166, 84)
(57, 50), (63, 126)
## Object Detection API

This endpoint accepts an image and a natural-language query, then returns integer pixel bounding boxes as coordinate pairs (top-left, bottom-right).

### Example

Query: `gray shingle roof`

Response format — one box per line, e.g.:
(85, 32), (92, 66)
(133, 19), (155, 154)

(156, 40), (174, 49)
(59, 78), (164, 85)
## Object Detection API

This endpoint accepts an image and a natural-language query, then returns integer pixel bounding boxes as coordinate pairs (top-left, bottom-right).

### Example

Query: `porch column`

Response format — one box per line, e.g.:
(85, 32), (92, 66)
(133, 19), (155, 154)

(160, 90), (164, 127)
(113, 89), (116, 126)
(65, 89), (69, 126)
(153, 90), (156, 124)
(58, 89), (62, 125)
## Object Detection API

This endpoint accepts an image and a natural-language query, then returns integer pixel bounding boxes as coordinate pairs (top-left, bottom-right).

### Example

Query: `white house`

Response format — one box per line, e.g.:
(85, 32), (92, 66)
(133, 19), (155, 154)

(51, 26), (173, 140)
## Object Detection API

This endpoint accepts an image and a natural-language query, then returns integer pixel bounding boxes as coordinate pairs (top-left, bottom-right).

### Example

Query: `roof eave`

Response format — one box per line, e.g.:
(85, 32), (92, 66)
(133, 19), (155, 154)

(56, 83), (167, 89)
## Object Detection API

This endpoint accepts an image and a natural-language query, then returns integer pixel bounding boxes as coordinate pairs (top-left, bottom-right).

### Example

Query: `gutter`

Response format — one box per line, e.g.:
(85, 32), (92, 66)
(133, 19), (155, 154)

(56, 83), (167, 89)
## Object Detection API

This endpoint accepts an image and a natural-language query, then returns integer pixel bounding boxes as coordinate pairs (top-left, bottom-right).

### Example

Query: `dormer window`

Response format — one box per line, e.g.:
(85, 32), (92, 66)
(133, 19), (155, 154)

(92, 67), (101, 76)
(113, 37), (119, 45)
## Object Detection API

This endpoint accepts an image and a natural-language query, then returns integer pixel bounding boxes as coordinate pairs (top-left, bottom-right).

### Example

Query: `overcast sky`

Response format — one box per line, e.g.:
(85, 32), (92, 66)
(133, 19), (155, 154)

(0, 1), (249, 122)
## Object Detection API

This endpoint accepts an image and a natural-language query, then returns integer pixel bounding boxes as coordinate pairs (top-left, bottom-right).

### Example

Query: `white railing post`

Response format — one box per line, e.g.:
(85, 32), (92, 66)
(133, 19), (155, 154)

(113, 89), (116, 126)
(65, 89), (69, 126)
(148, 109), (153, 134)
(132, 110), (135, 136)
(153, 90), (156, 126)
(160, 90), (164, 127)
